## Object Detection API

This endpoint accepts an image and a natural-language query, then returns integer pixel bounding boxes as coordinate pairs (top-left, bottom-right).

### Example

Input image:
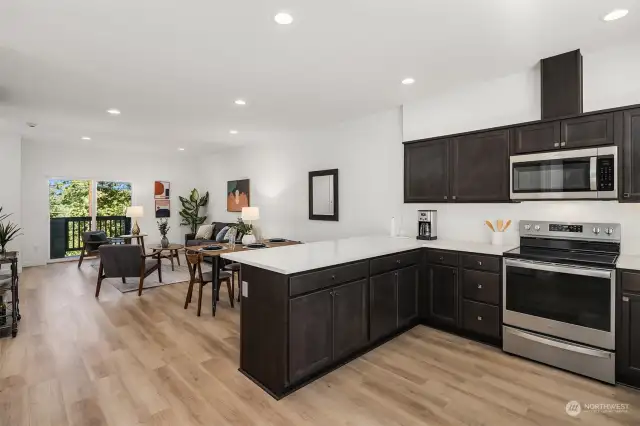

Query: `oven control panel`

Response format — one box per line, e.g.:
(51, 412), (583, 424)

(520, 221), (621, 242)
(549, 224), (583, 233)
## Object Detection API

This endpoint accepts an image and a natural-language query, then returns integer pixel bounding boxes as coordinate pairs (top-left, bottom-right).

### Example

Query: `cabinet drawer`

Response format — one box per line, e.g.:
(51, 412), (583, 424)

(370, 250), (420, 276)
(290, 261), (368, 297)
(426, 249), (459, 267)
(462, 269), (500, 305)
(461, 253), (500, 273)
(462, 300), (500, 338)
(621, 271), (640, 294)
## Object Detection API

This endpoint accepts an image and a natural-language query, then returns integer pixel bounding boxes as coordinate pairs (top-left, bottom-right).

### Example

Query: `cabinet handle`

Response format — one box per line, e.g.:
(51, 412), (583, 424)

(331, 275), (336, 280)
(554, 142), (560, 147)
(334, 291), (340, 297)
(624, 193), (630, 198)
(439, 256), (444, 261)
(477, 261), (482, 266)
(623, 296), (629, 302)
(396, 259), (401, 264)
(452, 196), (457, 200)
(444, 196), (448, 200)
(477, 316), (483, 321)
(561, 141), (566, 147)
(477, 284), (483, 289)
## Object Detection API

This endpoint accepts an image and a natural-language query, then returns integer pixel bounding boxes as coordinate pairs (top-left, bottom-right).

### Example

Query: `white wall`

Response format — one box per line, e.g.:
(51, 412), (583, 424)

(0, 131), (22, 267)
(201, 41), (640, 254)
(20, 142), (202, 266)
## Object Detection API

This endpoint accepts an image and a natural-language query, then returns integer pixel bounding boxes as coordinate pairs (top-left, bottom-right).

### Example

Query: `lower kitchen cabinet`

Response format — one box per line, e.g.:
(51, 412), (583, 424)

(618, 291), (640, 387)
(398, 265), (419, 327)
(333, 280), (368, 361)
(288, 289), (333, 384)
(428, 264), (458, 327)
(370, 271), (398, 341)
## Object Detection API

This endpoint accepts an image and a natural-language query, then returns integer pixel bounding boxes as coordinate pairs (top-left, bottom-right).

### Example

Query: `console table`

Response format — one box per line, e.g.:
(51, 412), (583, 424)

(0, 252), (19, 338)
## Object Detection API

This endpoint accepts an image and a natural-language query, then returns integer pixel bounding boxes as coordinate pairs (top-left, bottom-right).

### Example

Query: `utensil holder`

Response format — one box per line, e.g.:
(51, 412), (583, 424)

(491, 232), (504, 246)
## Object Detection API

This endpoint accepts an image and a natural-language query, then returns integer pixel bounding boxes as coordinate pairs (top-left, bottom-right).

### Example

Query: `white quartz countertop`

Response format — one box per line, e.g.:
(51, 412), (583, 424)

(616, 254), (640, 271)
(221, 235), (517, 275)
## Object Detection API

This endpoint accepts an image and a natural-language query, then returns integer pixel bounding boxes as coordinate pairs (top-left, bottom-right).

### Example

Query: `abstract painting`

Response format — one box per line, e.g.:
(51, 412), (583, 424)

(155, 199), (170, 218)
(154, 181), (170, 199)
(227, 179), (250, 212)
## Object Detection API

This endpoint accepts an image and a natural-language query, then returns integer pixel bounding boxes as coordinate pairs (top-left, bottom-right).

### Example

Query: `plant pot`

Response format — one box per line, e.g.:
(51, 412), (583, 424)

(242, 234), (256, 245)
(161, 236), (169, 248)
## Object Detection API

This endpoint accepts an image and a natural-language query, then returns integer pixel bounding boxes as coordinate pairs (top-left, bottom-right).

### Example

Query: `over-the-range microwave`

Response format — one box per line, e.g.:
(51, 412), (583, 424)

(510, 146), (617, 200)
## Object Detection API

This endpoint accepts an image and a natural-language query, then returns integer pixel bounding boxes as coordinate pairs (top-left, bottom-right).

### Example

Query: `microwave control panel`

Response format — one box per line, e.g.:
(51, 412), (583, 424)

(597, 157), (615, 191)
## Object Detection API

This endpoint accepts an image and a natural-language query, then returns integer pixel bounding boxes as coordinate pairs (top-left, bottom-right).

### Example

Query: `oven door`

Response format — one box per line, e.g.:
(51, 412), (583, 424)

(503, 258), (615, 350)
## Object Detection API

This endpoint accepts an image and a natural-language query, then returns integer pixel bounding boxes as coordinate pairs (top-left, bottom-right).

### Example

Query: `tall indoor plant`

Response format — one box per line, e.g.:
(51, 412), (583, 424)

(179, 189), (209, 234)
(0, 207), (22, 257)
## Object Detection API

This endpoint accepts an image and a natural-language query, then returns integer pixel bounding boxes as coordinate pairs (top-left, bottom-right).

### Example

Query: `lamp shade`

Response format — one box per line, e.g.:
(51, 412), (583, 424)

(126, 206), (144, 217)
(241, 207), (260, 221)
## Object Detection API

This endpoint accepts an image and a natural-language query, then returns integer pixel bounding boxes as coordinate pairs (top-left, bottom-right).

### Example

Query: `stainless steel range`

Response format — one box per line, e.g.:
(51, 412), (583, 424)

(502, 221), (620, 384)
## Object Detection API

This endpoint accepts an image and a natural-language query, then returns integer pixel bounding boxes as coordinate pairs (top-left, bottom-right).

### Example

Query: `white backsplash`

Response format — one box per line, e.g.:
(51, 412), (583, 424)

(398, 201), (640, 254)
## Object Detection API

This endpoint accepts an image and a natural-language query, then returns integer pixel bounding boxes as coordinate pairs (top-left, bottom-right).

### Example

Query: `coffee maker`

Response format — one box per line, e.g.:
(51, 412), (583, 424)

(417, 210), (437, 240)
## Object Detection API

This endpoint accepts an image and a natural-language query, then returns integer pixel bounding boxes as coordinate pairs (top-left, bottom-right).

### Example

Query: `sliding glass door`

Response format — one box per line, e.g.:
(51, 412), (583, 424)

(49, 179), (132, 260)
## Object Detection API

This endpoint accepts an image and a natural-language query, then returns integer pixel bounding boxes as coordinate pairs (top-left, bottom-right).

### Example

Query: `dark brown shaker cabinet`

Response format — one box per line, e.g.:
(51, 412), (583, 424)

(618, 292), (640, 387)
(288, 289), (333, 384)
(511, 121), (561, 154)
(428, 264), (458, 327)
(561, 112), (615, 149)
(369, 271), (398, 341)
(397, 265), (419, 327)
(451, 130), (510, 202)
(404, 138), (450, 202)
(332, 280), (368, 361)
(622, 108), (640, 201)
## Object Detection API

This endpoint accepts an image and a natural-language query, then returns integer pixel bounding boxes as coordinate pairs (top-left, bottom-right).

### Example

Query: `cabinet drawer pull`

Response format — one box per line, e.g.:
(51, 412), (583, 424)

(444, 195), (448, 200)
(396, 259), (401, 264)
(561, 141), (566, 147)
(331, 275), (336, 280)
(452, 196), (457, 200)
(439, 256), (444, 261)
(334, 291), (340, 297)
(477, 284), (482, 289)
(477, 261), (482, 266)
(623, 296), (630, 302)
(554, 142), (560, 147)
(477, 316), (483, 321)
(624, 193), (630, 198)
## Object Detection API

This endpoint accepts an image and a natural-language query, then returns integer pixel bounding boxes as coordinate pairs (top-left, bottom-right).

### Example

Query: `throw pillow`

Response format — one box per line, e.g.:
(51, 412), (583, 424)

(89, 231), (108, 242)
(195, 225), (214, 240)
(223, 227), (237, 242)
(215, 226), (230, 242)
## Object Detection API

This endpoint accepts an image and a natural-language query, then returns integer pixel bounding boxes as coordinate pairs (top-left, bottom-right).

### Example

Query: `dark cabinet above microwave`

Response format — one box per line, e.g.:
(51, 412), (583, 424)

(511, 112), (616, 155)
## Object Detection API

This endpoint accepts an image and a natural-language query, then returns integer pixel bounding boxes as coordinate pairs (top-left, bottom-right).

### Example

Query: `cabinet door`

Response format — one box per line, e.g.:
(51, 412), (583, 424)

(618, 293), (640, 387)
(397, 265), (418, 327)
(428, 264), (458, 327)
(622, 108), (640, 201)
(451, 130), (509, 202)
(561, 113), (615, 149)
(404, 139), (450, 202)
(511, 122), (561, 154)
(289, 289), (333, 384)
(370, 271), (398, 341)
(333, 279), (367, 361)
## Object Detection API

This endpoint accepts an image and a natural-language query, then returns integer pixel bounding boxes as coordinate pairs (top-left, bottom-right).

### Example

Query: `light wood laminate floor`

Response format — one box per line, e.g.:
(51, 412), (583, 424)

(1, 261), (639, 426)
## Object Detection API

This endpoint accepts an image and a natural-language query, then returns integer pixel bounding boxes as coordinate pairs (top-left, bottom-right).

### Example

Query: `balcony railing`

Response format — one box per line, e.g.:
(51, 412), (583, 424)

(50, 216), (131, 259)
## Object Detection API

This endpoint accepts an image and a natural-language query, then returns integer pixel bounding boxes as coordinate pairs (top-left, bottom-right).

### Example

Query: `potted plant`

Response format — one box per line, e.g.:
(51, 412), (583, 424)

(179, 189), (209, 234)
(157, 218), (170, 248)
(232, 218), (255, 245)
(0, 207), (22, 257)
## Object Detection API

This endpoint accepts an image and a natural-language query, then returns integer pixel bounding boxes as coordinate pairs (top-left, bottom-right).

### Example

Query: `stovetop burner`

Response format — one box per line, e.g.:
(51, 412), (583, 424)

(506, 220), (621, 268)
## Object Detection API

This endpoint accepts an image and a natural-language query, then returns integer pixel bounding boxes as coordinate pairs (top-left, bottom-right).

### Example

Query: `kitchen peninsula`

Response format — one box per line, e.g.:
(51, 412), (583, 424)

(222, 235), (516, 398)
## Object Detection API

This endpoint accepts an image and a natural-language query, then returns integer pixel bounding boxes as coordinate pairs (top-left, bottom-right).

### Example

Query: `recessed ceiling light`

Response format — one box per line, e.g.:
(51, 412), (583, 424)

(106, 109), (121, 115)
(402, 77), (415, 85)
(178, 147), (185, 151)
(274, 12), (293, 25)
(230, 130), (238, 135)
(81, 136), (91, 141)
(234, 99), (247, 106)
(603, 9), (629, 21)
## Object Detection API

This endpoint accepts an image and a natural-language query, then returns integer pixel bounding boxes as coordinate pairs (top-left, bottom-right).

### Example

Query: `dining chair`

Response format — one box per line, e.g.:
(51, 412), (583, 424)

(224, 262), (241, 303)
(184, 252), (233, 316)
(95, 245), (162, 297)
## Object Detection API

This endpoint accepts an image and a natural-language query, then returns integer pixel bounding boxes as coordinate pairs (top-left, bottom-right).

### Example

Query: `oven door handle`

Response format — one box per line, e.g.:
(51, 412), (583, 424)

(590, 156), (597, 191)
(507, 328), (612, 359)
(504, 258), (612, 279)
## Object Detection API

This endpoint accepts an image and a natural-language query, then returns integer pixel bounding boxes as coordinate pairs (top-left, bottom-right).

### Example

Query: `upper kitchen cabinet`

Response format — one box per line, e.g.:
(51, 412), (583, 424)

(621, 108), (640, 202)
(404, 138), (450, 202)
(561, 112), (615, 149)
(511, 121), (561, 155)
(451, 130), (510, 202)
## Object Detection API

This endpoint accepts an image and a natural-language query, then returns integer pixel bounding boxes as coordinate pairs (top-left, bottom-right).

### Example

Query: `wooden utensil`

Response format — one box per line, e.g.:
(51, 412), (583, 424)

(503, 220), (512, 231)
(485, 220), (496, 232)
(497, 219), (504, 232)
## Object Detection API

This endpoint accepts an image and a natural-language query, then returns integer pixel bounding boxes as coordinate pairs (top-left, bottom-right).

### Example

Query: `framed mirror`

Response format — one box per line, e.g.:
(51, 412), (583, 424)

(309, 169), (339, 221)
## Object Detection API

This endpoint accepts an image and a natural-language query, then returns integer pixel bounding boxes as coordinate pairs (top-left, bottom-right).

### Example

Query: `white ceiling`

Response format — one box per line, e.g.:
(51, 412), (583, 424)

(1, 0), (639, 153)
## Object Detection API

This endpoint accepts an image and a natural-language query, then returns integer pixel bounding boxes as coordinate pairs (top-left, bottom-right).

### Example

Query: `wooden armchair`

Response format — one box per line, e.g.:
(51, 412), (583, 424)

(95, 245), (162, 297)
(78, 231), (111, 268)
